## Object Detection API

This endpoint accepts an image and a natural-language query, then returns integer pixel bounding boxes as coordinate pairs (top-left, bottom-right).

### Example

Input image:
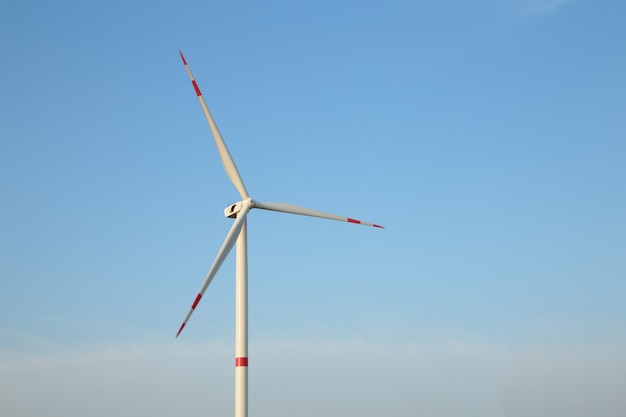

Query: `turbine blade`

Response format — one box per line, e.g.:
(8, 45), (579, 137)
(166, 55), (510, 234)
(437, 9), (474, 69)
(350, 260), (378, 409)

(254, 201), (384, 228)
(176, 205), (251, 337)
(179, 51), (249, 200)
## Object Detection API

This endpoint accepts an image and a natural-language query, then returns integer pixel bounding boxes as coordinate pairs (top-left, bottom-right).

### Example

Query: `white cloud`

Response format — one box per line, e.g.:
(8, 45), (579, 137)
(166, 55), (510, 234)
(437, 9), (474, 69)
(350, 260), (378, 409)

(1, 338), (625, 417)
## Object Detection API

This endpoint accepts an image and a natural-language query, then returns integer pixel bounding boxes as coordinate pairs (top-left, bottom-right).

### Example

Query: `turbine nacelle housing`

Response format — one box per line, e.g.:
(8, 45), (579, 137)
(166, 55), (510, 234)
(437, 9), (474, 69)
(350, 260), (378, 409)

(224, 198), (255, 218)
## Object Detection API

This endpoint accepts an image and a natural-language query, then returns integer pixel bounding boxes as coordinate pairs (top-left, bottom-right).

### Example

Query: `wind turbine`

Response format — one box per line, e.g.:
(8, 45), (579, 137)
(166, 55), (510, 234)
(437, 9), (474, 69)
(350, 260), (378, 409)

(176, 51), (383, 417)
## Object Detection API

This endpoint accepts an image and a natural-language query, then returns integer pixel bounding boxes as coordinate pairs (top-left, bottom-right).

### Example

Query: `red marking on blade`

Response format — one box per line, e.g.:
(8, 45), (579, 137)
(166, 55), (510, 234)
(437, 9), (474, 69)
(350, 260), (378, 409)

(179, 50), (187, 65)
(191, 80), (202, 96)
(191, 293), (202, 309)
(373, 224), (384, 228)
(176, 322), (186, 338)
(347, 218), (362, 224)
(235, 357), (248, 367)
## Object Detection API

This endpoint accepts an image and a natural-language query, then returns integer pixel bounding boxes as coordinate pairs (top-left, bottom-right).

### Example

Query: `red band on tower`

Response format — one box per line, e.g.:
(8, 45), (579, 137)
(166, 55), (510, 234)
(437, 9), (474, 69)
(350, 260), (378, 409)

(235, 357), (248, 367)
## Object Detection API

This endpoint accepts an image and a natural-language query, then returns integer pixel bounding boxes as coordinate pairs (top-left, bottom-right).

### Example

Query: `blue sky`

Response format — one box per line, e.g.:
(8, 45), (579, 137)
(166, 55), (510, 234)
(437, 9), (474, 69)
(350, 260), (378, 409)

(1, 0), (625, 415)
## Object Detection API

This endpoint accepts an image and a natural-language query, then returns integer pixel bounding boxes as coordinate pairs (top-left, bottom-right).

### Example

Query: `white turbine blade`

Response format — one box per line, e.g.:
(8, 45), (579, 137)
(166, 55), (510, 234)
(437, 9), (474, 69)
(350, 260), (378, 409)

(176, 205), (251, 337)
(180, 51), (249, 200)
(254, 201), (384, 228)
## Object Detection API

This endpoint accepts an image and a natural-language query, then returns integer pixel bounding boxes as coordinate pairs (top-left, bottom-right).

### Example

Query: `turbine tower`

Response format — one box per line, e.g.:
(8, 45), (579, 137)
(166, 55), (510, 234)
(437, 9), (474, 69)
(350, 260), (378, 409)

(176, 51), (383, 417)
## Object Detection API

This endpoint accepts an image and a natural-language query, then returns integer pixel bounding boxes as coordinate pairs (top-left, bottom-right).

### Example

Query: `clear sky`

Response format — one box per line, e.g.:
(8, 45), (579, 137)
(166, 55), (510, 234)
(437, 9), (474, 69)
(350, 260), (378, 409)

(1, 0), (625, 416)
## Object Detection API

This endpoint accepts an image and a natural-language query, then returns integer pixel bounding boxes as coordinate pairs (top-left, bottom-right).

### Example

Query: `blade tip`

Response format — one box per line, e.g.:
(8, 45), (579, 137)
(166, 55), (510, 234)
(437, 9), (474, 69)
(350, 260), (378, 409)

(176, 323), (186, 338)
(179, 50), (187, 65)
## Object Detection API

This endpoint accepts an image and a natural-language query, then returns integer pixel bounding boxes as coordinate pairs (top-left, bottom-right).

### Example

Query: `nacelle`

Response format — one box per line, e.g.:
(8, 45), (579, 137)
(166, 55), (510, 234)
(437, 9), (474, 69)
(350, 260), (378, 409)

(224, 198), (254, 218)
(224, 201), (243, 218)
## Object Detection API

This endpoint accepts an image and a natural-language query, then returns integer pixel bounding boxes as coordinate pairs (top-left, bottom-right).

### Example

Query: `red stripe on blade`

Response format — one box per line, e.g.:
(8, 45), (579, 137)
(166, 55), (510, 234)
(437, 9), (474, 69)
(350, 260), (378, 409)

(176, 323), (186, 338)
(191, 293), (202, 309)
(347, 218), (362, 224)
(235, 357), (248, 367)
(179, 50), (187, 65)
(192, 80), (202, 96)
(373, 224), (384, 228)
